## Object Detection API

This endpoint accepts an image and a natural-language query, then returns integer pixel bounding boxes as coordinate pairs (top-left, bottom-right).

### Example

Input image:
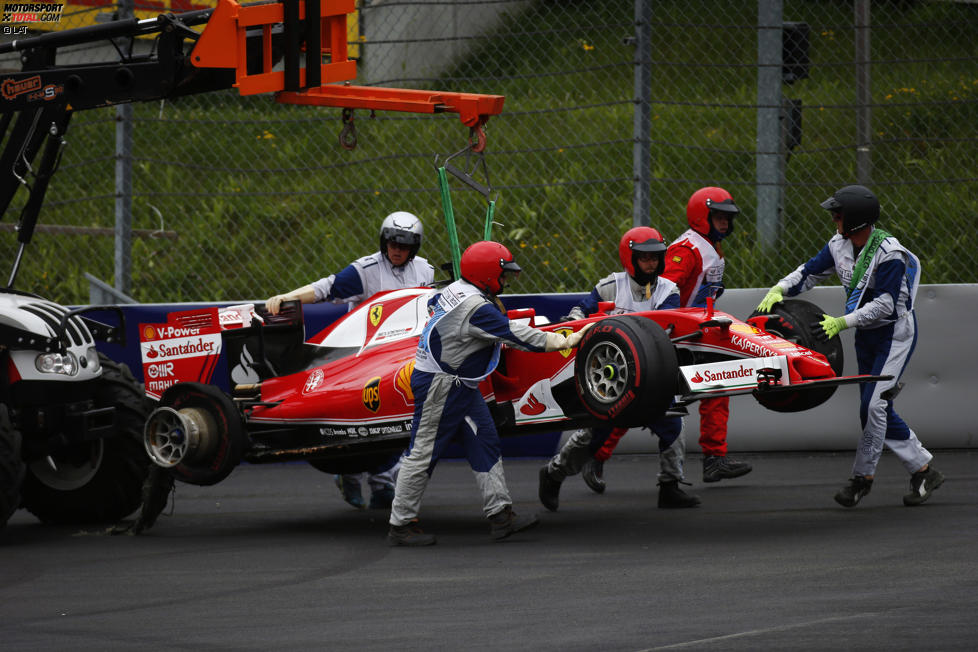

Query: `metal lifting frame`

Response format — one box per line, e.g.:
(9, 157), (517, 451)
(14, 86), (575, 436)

(0, 0), (505, 286)
(191, 0), (505, 135)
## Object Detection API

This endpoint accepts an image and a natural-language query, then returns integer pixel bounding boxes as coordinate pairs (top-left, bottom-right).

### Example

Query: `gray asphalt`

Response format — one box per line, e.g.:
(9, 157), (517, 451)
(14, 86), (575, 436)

(2, 450), (976, 651)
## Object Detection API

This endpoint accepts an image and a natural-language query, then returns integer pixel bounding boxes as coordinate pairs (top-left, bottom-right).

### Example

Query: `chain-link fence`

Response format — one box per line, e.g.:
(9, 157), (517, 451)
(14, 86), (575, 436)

(1, 0), (976, 305)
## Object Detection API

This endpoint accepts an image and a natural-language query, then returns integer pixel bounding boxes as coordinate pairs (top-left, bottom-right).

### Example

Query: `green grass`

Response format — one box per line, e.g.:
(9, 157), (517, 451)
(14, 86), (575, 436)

(2, 0), (977, 304)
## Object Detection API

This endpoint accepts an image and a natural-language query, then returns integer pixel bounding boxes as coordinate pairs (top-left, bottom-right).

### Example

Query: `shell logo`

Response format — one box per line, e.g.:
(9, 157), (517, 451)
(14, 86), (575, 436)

(730, 323), (761, 336)
(394, 360), (415, 404)
(369, 304), (383, 327)
(143, 325), (157, 340)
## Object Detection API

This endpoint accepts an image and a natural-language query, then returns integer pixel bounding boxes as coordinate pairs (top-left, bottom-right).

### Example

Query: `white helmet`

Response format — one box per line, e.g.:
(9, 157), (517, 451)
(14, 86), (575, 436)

(379, 211), (423, 262)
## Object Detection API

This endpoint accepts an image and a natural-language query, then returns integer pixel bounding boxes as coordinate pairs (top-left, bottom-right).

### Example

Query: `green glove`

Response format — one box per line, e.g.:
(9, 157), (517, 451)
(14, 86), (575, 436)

(820, 314), (848, 339)
(756, 286), (784, 313)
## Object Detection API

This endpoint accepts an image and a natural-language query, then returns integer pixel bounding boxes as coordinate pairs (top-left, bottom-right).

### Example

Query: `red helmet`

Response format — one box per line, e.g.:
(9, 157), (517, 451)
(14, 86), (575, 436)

(618, 226), (667, 279)
(460, 241), (521, 295)
(686, 186), (739, 238)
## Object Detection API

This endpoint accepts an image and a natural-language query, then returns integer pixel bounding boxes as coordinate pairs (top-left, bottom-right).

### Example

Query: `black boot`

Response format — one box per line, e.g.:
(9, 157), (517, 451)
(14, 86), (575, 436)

(702, 455), (753, 483)
(388, 520), (437, 546)
(582, 458), (606, 494)
(658, 481), (701, 509)
(488, 505), (540, 541)
(538, 466), (563, 512)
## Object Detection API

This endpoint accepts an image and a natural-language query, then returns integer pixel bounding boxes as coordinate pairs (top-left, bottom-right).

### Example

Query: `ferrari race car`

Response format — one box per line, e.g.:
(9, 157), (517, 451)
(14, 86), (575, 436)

(140, 289), (887, 489)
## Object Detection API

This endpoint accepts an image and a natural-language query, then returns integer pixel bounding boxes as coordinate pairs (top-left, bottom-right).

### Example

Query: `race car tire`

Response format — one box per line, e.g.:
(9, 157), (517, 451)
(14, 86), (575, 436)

(22, 356), (150, 524)
(750, 298), (845, 412)
(151, 382), (246, 486)
(0, 404), (25, 530)
(574, 315), (678, 425)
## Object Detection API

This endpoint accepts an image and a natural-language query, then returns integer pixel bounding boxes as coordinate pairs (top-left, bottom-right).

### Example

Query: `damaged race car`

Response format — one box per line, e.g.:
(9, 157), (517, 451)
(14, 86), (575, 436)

(134, 287), (886, 527)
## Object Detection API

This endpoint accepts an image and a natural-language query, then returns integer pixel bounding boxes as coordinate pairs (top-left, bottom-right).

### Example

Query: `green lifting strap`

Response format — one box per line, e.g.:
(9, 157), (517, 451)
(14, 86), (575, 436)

(437, 165), (462, 280)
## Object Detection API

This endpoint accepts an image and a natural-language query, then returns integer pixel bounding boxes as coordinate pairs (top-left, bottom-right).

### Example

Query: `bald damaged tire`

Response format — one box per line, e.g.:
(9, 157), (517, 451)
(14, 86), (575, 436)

(574, 316), (678, 425)
(749, 298), (845, 412)
(145, 382), (245, 486)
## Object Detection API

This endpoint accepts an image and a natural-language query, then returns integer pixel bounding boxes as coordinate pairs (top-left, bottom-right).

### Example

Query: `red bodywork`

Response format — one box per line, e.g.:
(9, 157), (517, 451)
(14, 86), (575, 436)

(140, 288), (873, 464)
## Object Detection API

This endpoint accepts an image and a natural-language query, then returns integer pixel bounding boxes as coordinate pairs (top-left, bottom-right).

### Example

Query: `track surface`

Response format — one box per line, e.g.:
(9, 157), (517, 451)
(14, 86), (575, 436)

(2, 450), (976, 651)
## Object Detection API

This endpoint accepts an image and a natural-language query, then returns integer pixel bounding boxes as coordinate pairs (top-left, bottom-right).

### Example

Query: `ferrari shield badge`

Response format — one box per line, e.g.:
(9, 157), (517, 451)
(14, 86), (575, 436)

(555, 327), (575, 357)
(369, 304), (383, 327)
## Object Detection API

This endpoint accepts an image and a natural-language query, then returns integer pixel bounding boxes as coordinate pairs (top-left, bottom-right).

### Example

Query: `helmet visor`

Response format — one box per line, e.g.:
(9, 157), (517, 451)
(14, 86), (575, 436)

(705, 198), (740, 214)
(382, 227), (421, 246)
(819, 196), (842, 211)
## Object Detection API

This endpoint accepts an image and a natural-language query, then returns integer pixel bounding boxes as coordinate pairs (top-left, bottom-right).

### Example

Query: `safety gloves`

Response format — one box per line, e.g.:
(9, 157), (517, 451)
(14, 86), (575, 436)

(544, 322), (595, 352)
(819, 314), (849, 339)
(756, 285), (784, 313)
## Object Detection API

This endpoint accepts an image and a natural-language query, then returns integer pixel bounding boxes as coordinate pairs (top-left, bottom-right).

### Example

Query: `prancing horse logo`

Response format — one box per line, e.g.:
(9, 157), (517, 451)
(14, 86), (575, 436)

(369, 304), (383, 327)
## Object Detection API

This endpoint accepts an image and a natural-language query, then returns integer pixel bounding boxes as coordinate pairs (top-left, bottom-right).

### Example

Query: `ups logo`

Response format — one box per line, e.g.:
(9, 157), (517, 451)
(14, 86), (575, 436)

(362, 376), (382, 412)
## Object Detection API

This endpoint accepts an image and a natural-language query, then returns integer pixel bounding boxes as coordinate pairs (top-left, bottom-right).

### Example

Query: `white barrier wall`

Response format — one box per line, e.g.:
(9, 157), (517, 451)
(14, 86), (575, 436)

(606, 284), (978, 453)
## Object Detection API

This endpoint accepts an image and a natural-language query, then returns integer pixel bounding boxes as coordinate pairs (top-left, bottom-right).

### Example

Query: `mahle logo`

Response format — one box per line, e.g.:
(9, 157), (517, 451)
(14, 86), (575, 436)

(362, 376), (381, 412)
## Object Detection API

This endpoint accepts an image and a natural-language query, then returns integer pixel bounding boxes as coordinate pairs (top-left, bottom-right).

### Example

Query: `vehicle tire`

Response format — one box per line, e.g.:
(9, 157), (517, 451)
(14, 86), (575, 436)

(574, 316), (678, 425)
(0, 404), (26, 530)
(749, 298), (845, 412)
(21, 356), (150, 524)
(152, 382), (246, 486)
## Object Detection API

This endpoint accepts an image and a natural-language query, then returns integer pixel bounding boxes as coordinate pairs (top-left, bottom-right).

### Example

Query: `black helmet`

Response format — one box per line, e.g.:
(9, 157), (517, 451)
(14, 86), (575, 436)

(820, 185), (879, 236)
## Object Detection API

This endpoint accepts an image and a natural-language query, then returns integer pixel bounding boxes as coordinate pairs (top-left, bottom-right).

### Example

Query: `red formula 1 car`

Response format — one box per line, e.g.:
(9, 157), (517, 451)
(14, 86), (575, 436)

(140, 289), (887, 489)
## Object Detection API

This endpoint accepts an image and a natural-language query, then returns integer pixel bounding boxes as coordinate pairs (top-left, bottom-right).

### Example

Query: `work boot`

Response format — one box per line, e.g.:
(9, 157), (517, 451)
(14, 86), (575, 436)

(488, 505), (540, 541)
(538, 466), (563, 512)
(387, 520), (436, 546)
(702, 455), (753, 483)
(834, 475), (874, 507)
(657, 480), (701, 509)
(369, 485), (395, 509)
(334, 474), (365, 509)
(582, 458), (606, 494)
(903, 466), (944, 506)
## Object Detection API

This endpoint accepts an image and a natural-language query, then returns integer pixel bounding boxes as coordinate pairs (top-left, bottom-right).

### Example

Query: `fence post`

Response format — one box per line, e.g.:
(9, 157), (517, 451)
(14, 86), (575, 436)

(855, 0), (872, 185)
(632, 0), (652, 227)
(114, 0), (134, 297)
(756, 0), (783, 249)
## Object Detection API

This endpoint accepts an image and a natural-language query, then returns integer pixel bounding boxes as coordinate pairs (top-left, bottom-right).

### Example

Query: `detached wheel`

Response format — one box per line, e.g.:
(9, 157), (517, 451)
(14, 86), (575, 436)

(750, 298), (845, 412)
(0, 405), (25, 530)
(22, 356), (150, 525)
(574, 316), (678, 425)
(145, 382), (245, 486)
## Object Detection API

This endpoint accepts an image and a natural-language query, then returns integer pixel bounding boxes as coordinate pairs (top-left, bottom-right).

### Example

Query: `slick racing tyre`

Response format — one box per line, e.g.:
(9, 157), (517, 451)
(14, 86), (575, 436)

(750, 298), (845, 412)
(574, 316), (678, 425)
(0, 404), (25, 530)
(22, 356), (150, 524)
(145, 382), (246, 486)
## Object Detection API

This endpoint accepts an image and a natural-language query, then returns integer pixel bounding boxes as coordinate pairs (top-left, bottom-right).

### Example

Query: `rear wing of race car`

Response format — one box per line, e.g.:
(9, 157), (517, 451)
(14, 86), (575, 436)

(139, 300), (309, 399)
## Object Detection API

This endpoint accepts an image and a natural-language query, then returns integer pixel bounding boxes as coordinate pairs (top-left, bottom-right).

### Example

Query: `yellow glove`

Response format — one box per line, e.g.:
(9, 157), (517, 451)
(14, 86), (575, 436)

(820, 314), (848, 339)
(756, 285), (784, 313)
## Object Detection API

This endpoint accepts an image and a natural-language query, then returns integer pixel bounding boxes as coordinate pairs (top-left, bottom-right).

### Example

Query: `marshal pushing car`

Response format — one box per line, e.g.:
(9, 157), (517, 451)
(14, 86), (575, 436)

(138, 288), (885, 497)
